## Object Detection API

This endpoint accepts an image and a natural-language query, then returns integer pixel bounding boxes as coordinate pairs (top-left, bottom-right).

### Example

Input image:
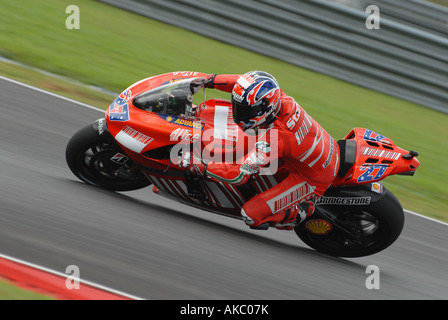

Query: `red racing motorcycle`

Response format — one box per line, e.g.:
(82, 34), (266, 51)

(66, 72), (420, 257)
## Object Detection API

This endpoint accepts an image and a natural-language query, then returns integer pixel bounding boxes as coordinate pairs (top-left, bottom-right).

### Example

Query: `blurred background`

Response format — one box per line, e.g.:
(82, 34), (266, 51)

(99, 0), (448, 113)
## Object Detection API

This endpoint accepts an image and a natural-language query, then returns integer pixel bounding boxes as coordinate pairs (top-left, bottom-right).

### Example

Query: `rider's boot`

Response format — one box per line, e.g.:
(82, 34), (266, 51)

(274, 200), (316, 230)
(296, 200), (316, 224)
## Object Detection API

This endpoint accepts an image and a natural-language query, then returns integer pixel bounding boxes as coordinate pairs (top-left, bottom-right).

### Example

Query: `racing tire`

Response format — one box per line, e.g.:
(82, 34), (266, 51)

(66, 121), (151, 191)
(294, 188), (404, 258)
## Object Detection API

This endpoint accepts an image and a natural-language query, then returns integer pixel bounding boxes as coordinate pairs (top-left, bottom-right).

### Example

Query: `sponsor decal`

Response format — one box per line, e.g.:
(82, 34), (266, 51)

(110, 152), (129, 165)
(109, 89), (131, 122)
(240, 141), (271, 175)
(267, 182), (315, 214)
(115, 125), (154, 153)
(371, 182), (384, 194)
(158, 114), (204, 130)
(170, 128), (200, 143)
(240, 151), (268, 175)
(172, 71), (199, 77)
(322, 137), (334, 169)
(232, 92), (244, 103)
(95, 118), (107, 135)
(305, 219), (332, 235)
(316, 196), (371, 206)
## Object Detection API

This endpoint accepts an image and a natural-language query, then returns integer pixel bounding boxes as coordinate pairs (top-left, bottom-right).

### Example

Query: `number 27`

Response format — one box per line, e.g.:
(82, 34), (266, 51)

(357, 164), (388, 183)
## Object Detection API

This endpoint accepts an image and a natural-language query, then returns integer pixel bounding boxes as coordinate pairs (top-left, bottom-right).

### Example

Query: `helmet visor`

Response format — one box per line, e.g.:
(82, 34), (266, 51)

(232, 99), (267, 124)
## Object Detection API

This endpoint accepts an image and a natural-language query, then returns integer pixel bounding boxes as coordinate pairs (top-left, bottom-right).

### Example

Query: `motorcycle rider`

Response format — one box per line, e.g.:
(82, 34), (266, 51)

(180, 71), (340, 230)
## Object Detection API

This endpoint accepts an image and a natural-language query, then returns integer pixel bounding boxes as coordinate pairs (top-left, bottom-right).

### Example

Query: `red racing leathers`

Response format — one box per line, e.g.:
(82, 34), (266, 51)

(200, 74), (340, 228)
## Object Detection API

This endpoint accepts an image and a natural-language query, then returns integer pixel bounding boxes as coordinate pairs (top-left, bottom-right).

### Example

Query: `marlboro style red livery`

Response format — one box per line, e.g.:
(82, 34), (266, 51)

(66, 71), (420, 258)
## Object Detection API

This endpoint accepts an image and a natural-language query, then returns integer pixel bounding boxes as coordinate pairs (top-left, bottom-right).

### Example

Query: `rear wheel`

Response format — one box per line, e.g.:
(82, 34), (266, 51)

(294, 188), (404, 257)
(65, 121), (151, 191)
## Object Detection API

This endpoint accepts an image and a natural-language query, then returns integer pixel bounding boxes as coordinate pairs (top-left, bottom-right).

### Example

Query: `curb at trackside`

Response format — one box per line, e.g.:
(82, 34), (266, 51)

(0, 253), (143, 300)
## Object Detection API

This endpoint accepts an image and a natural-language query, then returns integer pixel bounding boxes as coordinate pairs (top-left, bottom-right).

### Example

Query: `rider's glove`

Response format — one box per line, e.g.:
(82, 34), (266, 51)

(204, 74), (217, 89)
(179, 150), (206, 176)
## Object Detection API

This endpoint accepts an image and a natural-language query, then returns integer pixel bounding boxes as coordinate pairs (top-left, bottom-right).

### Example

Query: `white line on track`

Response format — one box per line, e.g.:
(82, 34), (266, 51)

(404, 209), (448, 226)
(0, 75), (106, 113)
(1, 75), (446, 228)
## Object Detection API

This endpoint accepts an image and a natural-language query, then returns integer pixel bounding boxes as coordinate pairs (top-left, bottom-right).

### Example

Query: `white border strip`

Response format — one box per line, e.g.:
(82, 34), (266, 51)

(0, 253), (144, 300)
(1, 75), (447, 228)
(404, 209), (448, 226)
(0, 75), (106, 113)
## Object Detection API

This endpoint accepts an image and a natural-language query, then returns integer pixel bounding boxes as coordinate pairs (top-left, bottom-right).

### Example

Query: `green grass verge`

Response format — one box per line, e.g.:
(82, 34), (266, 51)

(1, 0), (447, 225)
(427, 0), (448, 6)
(0, 278), (54, 300)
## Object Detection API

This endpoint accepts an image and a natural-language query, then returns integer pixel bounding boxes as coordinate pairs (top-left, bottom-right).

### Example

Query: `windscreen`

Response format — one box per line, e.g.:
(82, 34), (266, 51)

(133, 78), (205, 117)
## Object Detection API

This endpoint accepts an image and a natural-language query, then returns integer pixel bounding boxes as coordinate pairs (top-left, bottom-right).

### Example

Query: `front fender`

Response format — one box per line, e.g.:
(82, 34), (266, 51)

(92, 118), (114, 142)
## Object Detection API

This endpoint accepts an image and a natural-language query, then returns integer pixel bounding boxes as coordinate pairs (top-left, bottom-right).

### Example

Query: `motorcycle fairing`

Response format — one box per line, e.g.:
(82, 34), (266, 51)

(102, 72), (420, 227)
(332, 127), (419, 186)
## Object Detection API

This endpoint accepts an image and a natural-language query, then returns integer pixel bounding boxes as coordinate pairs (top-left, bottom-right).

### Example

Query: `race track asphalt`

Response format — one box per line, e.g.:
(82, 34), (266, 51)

(0, 77), (447, 300)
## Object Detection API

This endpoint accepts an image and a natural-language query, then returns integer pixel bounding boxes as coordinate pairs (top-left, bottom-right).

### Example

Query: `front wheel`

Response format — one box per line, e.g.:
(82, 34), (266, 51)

(294, 186), (404, 258)
(66, 120), (151, 191)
